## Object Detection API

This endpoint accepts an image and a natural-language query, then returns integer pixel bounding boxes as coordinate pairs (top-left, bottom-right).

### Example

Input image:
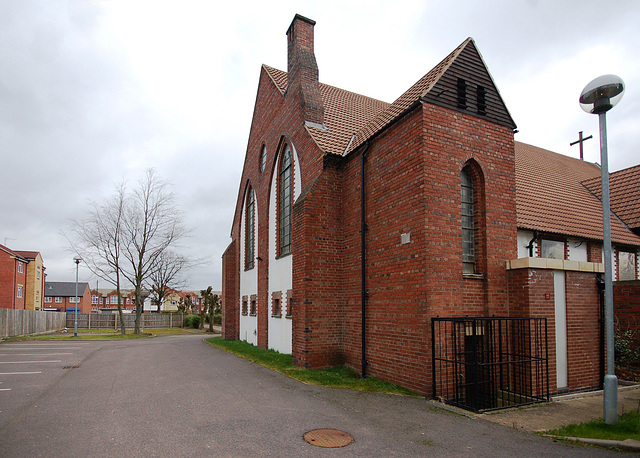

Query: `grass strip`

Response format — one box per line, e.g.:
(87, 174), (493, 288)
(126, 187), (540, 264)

(550, 410), (640, 441)
(205, 336), (418, 396)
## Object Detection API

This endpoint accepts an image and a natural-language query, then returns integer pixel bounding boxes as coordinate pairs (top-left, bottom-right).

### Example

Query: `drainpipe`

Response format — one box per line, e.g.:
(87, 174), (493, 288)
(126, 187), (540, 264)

(526, 231), (539, 257)
(12, 257), (17, 310)
(360, 141), (370, 378)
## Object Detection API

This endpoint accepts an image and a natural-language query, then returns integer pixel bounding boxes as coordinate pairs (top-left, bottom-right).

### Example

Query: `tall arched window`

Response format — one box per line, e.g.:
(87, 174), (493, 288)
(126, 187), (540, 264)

(461, 166), (476, 274)
(245, 187), (255, 270)
(279, 145), (293, 256)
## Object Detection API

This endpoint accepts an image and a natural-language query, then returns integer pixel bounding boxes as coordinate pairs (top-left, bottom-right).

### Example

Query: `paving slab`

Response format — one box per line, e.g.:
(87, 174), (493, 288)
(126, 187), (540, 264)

(482, 384), (640, 433)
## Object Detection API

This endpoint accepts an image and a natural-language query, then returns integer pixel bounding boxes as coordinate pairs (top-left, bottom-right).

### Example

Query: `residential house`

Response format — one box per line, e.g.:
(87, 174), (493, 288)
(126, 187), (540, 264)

(91, 288), (150, 313)
(44, 281), (92, 313)
(14, 251), (45, 310)
(221, 14), (640, 402)
(157, 289), (205, 313)
(0, 244), (45, 310)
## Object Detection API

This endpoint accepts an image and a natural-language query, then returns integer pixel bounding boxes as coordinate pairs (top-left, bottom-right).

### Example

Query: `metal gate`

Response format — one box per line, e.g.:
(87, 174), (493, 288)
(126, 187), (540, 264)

(432, 317), (549, 412)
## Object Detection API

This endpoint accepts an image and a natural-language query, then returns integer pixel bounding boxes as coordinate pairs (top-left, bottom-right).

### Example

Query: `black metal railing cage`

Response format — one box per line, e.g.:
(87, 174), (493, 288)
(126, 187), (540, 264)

(431, 317), (549, 412)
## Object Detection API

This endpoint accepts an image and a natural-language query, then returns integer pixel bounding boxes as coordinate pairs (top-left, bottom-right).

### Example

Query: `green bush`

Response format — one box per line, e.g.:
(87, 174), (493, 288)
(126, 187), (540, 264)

(184, 315), (202, 329)
(202, 313), (221, 326)
(615, 327), (639, 365)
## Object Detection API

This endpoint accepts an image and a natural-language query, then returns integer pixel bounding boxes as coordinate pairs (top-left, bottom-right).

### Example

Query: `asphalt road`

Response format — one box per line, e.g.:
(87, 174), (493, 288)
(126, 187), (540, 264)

(0, 335), (619, 457)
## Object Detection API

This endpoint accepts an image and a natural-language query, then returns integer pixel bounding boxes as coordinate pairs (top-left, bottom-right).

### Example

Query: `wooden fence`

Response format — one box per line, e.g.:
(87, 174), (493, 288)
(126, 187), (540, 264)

(65, 312), (185, 330)
(0, 309), (66, 338)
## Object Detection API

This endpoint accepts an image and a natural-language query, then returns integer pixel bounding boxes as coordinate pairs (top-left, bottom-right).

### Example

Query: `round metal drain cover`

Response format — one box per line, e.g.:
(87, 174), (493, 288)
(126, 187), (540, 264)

(304, 429), (354, 448)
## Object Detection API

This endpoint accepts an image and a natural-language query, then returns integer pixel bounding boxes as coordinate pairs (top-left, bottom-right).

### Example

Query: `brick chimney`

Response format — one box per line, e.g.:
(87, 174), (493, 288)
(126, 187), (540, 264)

(286, 14), (324, 127)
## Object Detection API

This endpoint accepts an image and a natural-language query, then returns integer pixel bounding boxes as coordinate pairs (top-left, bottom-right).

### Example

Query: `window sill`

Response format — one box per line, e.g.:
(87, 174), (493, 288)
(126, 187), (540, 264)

(463, 273), (485, 280)
(285, 314), (292, 320)
(241, 312), (248, 316)
(271, 314), (282, 319)
(249, 313), (257, 317)
(275, 251), (292, 260)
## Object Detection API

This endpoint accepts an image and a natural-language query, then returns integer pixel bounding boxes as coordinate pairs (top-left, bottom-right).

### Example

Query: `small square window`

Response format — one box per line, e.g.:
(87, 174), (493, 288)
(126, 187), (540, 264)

(272, 298), (281, 318)
(619, 251), (637, 281)
(541, 239), (564, 259)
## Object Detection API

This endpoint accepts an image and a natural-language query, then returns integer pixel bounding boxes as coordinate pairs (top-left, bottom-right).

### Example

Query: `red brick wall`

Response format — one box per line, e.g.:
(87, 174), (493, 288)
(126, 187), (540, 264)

(292, 155), (345, 368)
(221, 240), (238, 340)
(565, 271), (601, 389)
(0, 252), (26, 309)
(614, 281), (640, 331)
(507, 268), (601, 393)
(332, 102), (516, 395)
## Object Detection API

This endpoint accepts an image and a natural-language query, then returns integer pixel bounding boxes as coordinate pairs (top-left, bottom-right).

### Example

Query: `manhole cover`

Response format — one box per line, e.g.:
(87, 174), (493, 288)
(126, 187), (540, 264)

(303, 429), (354, 448)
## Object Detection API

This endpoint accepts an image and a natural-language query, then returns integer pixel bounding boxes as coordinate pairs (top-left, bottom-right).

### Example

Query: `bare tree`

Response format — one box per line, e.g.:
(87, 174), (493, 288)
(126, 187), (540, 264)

(178, 293), (193, 315)
(149, 251), (189, 312)
(66, 183), (128, 334)
(119, 169), (186, 334)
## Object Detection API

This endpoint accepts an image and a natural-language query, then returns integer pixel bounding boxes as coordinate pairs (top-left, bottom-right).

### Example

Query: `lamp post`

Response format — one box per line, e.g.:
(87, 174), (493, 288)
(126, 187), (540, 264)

(73, 256), (81, 337)
(579, 74), (625, 425)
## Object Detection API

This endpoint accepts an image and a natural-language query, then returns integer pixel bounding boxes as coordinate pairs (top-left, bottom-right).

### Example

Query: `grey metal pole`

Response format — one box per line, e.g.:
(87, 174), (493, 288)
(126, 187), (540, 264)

(599, 111), (618, 425)
(74, 259), (79, 338)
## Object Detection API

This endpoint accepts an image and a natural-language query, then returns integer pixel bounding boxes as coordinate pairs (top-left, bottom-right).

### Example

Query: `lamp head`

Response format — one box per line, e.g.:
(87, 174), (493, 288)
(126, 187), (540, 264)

(73, 256), (82, 264)
(580, 74), (625, 114)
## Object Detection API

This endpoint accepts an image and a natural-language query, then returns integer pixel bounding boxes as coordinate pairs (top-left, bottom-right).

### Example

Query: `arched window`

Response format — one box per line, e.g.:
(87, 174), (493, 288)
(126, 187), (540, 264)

(279, 145), (293, 256)
(245, 187), (255, 270)
(260, 145), (267, 173)
(461, 166), (476, 274)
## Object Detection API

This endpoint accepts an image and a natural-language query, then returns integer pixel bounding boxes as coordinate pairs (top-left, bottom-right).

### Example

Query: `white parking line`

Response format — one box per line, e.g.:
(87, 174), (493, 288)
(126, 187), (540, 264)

(0, 353), (73, 356)
(0, 344), (86, 347)
(0, 372), (42, 375)
(0, 361), (62, 364)
(0, 388), (10, 391)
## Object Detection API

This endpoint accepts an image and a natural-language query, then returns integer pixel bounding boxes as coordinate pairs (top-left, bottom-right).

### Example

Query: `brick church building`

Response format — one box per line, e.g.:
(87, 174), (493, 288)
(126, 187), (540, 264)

(222, 15), (640, 406)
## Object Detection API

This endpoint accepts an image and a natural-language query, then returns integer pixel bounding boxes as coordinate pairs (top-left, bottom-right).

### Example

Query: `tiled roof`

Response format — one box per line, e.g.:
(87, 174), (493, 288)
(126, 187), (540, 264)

(582, 164), (640, 231)
(263, 65), (389, 155)
(0, 244), (19, 258)
(346, 38), (472, 154)
(14, 250), (40, 260)
(263, 38), (482, 156)
(515, 142), (640, 246)
(44, 281), (90, 297)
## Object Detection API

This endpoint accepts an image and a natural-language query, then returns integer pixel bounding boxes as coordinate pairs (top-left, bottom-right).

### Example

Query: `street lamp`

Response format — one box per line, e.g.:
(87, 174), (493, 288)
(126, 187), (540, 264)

(73, 256), (82, 337)
(579, 74), (625, 425)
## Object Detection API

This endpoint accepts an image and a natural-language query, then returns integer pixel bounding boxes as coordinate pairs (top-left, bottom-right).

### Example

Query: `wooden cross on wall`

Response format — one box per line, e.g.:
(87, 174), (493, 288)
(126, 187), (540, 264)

(570, 131), (593, 160)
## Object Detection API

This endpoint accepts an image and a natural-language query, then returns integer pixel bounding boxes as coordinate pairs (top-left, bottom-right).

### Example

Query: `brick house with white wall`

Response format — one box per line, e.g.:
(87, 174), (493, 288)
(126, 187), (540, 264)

(222, 14), (640, 402)
(0, 244), (45, 310)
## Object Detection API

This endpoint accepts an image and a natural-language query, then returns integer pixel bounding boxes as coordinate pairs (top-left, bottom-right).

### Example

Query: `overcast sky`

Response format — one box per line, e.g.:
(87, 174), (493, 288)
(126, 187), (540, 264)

(2, 0), (639, 290)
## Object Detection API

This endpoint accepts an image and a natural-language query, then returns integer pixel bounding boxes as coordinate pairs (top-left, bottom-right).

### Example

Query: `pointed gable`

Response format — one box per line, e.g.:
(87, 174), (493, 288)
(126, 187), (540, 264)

(422, 38), (516, 130)
(347, 38), (516, 154)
